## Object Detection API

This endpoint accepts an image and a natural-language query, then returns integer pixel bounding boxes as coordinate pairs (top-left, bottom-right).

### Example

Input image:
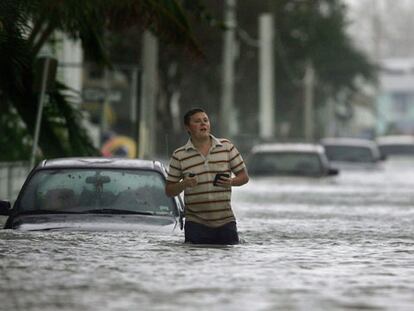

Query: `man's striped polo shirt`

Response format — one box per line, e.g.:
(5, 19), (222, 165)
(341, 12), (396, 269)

(167, 135), (246, 228)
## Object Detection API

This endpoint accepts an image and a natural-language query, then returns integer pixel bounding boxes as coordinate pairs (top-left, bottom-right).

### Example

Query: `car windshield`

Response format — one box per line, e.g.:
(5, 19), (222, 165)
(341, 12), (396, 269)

(324, 145), (375, 163)
(249, 152), (323, 176)
(17, 168), (176, 216)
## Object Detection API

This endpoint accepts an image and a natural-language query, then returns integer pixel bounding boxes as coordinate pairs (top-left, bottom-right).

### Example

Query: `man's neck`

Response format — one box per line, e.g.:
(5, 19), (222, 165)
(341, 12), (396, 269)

(191, 135), (211, 150)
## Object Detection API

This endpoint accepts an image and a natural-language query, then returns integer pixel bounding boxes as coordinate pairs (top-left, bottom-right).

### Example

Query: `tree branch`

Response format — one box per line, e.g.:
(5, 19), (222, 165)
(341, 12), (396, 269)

(27, 15), (46, 46)
(32, 21), (55, 55)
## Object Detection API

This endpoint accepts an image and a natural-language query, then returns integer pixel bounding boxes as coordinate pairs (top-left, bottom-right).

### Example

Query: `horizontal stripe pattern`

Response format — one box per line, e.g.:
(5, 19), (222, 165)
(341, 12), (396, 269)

(166, 135), (246, 227)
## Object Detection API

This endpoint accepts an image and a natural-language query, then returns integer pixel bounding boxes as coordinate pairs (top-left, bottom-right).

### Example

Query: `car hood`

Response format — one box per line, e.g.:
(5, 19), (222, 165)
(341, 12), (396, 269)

(6, 213), (179, 232)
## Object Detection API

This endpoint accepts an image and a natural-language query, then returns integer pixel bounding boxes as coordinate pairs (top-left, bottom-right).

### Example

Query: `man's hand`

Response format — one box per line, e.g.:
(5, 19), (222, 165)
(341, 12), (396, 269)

(214, 175), (232, 188)
(218, 169), (248, 188)
(183, 174), (198, 188)
(165, 174), (198, 197)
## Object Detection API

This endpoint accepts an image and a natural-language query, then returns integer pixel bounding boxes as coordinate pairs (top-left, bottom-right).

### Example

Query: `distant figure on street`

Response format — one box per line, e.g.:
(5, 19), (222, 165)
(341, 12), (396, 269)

(165, 108), (249, 245)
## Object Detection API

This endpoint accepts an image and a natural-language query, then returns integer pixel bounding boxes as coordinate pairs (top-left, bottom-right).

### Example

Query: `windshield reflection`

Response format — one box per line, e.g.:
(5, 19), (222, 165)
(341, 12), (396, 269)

(18, 169), (176, 216)
(249, 152), (323, 176)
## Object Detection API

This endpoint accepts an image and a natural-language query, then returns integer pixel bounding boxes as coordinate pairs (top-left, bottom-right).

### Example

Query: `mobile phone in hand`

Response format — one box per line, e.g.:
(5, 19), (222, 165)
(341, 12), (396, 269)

(213, 173), (230, 186)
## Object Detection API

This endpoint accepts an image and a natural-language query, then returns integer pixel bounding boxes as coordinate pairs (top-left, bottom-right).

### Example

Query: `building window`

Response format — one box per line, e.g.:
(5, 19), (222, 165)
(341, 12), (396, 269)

(392, 92), (412, 115)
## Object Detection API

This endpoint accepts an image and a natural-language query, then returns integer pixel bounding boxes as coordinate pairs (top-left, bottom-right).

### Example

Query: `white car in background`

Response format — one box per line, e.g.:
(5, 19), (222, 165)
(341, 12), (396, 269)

(248, 143), (339, 177)
(376, 135), (414, 157)
(320, 137), (385, 170)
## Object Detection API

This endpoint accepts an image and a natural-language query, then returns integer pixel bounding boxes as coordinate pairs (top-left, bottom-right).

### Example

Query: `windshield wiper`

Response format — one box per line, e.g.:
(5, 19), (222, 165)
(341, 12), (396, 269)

(16, 209), (165, 216)
(17, 209), (81, 215)
(81, 209), (155, 215)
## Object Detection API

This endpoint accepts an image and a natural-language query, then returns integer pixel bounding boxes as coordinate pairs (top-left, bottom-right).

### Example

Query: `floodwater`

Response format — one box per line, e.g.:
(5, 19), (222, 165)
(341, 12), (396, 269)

(1, 158), (414, 311)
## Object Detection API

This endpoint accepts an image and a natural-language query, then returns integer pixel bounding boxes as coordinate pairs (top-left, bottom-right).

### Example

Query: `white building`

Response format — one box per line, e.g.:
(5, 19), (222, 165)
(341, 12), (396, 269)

(377, 58), (414, 135)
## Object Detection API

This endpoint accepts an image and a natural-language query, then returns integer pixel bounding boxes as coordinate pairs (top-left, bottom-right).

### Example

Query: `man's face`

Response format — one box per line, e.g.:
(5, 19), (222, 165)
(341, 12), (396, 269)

(186, 112), (210, 139)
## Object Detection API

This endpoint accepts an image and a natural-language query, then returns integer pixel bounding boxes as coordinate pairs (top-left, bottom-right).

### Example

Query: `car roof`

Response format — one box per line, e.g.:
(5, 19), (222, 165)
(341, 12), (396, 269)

(320, 137), (378, 148)
(376, 135), (414, 145)
(251, 143), (325, 154)
(37, 157), (165, 171)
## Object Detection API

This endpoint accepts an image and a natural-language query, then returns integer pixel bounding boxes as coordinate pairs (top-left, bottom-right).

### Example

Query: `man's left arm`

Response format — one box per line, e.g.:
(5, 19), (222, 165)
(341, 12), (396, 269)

(226, 142), (249, 187)
(216, 168), (249, 188)
(231, 168), (249, 187)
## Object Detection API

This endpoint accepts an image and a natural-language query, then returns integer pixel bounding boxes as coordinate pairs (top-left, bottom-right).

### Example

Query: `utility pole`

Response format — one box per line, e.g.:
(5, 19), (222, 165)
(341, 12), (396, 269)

(30, 56), (57, 169)
(100, 68), (110, 145)
(326, 97), (337, 137)
(258, 13), (275, 140)
(303, 59), (315, 142)
(371, 0), (382, 63)
(371, 0), (382, 136)
(220, 0), (238, 138)
(130, 66), (139, 151)
(138, 31), (158, 159)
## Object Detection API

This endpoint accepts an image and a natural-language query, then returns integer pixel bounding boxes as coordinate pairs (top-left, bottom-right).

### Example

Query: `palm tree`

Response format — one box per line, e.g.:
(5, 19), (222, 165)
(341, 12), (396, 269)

(0, 0), (202, 159)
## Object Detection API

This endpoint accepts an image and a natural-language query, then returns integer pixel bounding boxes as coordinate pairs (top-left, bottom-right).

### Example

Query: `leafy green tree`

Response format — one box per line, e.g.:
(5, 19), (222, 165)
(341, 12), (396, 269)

(272, 0), (376, 138)
(141, 0), (376, 145)
(0, 99), (32, 161)
(0, 0), (201, 160)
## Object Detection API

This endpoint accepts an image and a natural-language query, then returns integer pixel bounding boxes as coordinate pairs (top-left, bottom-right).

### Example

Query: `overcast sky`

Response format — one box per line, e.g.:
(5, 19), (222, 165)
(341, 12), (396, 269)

(345, 0), (414, 60)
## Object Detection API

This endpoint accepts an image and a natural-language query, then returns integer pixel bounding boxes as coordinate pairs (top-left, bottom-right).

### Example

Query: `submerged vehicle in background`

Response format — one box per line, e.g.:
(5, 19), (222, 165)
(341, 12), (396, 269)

(248, 143), (339, 177)
(320, 137), (385, 170)
(376, 135), (414, 157)
(0, 158), (183, 231)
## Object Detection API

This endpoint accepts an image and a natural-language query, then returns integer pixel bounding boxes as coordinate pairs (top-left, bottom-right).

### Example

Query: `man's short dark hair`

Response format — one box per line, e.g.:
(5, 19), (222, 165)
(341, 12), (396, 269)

(183, 108), (206, 125)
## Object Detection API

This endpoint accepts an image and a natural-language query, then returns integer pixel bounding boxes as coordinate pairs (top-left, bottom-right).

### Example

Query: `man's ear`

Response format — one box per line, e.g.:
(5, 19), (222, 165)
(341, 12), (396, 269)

(184, 125), (190, 135)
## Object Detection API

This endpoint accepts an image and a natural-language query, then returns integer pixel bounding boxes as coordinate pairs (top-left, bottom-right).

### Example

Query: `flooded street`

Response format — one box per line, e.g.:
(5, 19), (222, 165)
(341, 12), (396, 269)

(1, 159), (414, 311)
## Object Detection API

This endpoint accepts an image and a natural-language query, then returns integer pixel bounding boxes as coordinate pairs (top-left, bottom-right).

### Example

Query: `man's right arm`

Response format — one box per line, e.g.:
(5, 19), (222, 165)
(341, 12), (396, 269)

(165, 176), (197, 197)
(165, 181), (185, 197)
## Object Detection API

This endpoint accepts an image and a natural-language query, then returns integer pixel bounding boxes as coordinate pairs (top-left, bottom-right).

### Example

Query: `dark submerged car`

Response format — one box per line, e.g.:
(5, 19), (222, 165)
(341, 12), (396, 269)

(248, 143), (339, 177)
(0, 158), (183, 231)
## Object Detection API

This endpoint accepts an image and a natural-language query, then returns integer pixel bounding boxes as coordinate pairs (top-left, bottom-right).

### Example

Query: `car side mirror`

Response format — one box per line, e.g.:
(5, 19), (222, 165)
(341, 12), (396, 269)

(0, 200), (11, 216)
(328, 168), (339, 176)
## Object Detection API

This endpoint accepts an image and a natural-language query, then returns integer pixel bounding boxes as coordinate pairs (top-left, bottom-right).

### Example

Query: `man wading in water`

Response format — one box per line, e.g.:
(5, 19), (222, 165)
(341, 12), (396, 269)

(165, 108), (249, 245)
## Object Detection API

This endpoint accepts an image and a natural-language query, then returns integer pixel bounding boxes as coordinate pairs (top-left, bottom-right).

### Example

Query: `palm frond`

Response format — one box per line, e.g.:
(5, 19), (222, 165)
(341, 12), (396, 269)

(48, 82), (99, 156)
(103, 0), (204, 58)
(1, 0), (205, 160)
